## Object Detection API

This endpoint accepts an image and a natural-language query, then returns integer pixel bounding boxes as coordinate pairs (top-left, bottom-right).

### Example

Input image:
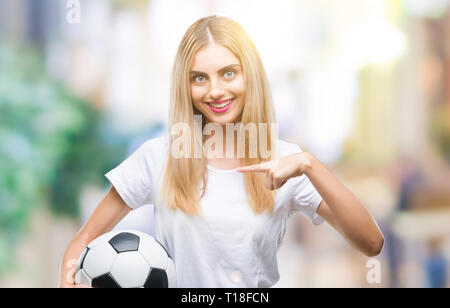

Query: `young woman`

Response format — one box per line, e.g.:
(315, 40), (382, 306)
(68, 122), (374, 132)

(59, 15), (384, 288)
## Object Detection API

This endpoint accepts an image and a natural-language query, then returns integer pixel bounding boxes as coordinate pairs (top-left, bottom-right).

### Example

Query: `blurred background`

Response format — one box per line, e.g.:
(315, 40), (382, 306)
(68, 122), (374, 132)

(1, 0), (450, 288)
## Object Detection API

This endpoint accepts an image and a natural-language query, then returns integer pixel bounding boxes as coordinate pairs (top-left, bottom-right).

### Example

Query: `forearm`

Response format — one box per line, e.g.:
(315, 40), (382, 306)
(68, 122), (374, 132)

(302, 153), (384, 256)
(59, 233), (89, 287)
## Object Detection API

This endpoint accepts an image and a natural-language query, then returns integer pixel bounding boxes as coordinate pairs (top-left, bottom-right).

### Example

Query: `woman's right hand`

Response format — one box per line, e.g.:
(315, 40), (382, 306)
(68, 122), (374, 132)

(58, 186), (131, 289)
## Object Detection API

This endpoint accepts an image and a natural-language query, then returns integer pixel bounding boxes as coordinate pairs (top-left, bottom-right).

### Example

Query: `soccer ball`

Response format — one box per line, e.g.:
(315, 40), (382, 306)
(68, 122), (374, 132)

(75, 229), (176, 288)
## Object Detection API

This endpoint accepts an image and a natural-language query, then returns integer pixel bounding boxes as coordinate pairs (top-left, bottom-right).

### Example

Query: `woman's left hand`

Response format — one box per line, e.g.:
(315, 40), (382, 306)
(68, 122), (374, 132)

(236, 152), (313, 190)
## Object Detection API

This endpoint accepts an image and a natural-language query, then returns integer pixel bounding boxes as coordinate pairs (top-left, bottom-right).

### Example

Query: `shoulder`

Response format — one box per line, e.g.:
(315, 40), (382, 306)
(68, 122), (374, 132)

(133, 134), (171, 165)
(142, 134), (170, 151)
(276, 139), (303, 158)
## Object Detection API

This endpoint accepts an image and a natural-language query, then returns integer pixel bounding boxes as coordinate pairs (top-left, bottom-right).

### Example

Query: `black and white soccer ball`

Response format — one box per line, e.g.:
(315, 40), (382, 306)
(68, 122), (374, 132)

(75, 230), (176, 288)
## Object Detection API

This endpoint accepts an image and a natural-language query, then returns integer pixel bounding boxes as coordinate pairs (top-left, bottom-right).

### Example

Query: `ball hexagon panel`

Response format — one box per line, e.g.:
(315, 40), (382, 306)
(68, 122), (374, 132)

(138, 237), (168, 270)
(108, 232), (139, 253)
(110, 251), (151, 288)
(82, 242), (117, 279)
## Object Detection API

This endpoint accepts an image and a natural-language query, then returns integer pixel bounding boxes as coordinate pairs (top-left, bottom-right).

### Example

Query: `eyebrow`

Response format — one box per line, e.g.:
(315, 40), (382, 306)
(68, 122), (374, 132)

(190, 64), (241, 75)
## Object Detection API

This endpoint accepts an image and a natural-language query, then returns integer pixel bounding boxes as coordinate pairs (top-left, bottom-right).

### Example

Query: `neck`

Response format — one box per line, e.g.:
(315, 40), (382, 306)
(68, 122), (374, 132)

(203, 124), (239, 159)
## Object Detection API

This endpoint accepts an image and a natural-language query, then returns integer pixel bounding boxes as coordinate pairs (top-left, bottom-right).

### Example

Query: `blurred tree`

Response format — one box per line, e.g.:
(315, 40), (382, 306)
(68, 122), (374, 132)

(0, 44), (127, 275)
(112, 0), (148, 11)
(431, 104), (450, 163)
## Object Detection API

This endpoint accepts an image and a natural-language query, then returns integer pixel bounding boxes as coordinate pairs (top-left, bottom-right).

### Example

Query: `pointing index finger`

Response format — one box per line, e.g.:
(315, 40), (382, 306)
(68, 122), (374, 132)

(236, 163), (269, 173)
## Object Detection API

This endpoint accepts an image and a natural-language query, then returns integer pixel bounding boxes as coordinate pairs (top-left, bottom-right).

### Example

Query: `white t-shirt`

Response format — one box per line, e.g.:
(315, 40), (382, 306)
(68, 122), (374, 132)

(105, 134), (324, 288)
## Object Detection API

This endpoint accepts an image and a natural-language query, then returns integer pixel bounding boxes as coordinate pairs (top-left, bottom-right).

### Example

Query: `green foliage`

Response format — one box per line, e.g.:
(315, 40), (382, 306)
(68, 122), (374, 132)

(0, 43), (127, 275)
(431, 104), (450, 163)
(112, 0), (149, 11)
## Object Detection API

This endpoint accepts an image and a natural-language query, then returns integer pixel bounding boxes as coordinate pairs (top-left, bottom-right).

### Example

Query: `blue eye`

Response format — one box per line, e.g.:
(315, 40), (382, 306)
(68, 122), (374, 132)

(225, 71), (235, 78)
(194, 75), (206, 82)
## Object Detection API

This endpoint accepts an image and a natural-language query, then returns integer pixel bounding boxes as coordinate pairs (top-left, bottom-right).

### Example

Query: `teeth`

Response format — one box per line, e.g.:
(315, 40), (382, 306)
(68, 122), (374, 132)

(209, 99), (233, 108)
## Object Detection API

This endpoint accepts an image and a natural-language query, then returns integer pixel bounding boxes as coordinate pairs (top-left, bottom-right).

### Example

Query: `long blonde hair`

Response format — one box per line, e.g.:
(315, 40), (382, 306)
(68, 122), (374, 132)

(159, 15), (277, 216)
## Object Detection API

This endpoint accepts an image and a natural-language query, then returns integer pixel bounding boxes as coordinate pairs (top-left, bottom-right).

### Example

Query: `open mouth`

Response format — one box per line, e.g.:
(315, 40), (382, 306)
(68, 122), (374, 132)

(206, 98), (235, 113)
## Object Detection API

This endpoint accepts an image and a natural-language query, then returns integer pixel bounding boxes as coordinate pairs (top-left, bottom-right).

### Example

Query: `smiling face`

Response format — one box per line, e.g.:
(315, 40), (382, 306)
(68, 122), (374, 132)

(190, 42), (246, 126)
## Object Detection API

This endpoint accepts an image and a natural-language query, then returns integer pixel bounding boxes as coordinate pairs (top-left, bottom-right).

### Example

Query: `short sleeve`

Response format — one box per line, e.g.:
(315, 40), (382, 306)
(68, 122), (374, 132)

(286, 143), (324, 225)
(289, 174), (324, 225)
(105, 141), (154, 210)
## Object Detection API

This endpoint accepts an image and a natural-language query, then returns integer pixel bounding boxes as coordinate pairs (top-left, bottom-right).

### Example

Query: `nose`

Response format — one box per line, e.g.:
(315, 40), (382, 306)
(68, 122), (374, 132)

(209, 78), (225, 99)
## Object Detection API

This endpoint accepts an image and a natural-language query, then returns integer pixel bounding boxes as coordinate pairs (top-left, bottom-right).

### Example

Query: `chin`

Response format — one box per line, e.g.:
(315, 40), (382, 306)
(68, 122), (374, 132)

(204, 113), (240, 125)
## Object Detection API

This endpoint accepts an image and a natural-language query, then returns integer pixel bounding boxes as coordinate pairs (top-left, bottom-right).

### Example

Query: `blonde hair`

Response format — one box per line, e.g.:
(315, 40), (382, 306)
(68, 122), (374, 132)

(159, 15), (277, 216)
